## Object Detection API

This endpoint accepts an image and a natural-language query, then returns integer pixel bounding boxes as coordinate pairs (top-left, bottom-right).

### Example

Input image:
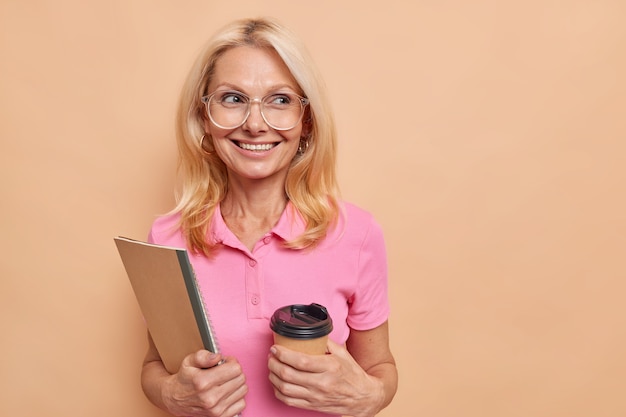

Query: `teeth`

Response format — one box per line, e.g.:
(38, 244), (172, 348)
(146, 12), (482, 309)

(239, 142), (275, 151)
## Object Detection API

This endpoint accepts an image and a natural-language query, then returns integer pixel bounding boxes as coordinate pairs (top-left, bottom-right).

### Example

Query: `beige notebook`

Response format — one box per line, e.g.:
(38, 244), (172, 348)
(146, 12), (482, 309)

(114, 236), (219, 374)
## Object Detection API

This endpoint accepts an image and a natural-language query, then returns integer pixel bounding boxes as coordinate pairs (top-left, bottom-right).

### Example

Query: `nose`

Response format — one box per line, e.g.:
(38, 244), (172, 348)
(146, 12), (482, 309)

(242, 98), (268, 133)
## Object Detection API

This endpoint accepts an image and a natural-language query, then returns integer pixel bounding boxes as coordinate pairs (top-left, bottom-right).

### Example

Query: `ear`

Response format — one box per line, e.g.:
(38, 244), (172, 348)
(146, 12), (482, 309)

(301, 109), (313, 138)
(203, 118), (212, 133)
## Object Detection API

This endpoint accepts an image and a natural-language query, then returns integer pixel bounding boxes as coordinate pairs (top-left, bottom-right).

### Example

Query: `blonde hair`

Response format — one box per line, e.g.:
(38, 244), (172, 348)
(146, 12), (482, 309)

(172, 17), (340, 256)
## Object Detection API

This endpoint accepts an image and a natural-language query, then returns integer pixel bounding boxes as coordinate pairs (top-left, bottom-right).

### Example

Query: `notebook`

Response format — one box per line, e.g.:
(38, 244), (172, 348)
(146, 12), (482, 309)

(114, 236), (220, 373)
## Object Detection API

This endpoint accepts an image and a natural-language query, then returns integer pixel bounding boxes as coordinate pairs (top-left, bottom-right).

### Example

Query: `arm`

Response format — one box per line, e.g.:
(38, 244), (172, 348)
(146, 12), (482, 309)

(141, 332), (248, 417)
(345, 321), (398, 413)
(268, 321), (398, 417)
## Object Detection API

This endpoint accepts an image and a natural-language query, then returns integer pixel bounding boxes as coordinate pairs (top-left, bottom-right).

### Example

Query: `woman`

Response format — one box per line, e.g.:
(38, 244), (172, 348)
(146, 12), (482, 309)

(141, 17), (397, 417)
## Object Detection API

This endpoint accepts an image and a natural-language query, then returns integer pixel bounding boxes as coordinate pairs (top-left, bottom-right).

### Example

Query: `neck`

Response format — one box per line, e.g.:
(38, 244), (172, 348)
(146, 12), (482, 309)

(221, 177), (288, 222)
(220, 177), (289, 251)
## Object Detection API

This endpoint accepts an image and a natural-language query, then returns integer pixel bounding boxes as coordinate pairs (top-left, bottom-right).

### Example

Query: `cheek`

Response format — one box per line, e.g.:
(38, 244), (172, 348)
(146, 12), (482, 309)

(284, 125), (304, 142)
(282, 131), (303, 155)
(203, 118), (214, 135)
(208, 126), (234, 144)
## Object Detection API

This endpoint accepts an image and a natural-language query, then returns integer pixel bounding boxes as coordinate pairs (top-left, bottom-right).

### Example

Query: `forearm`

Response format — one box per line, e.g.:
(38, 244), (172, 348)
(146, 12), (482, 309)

(141, 358), (173, 412)
(364, 361), (398, 416)
(345, 323), (398, 417)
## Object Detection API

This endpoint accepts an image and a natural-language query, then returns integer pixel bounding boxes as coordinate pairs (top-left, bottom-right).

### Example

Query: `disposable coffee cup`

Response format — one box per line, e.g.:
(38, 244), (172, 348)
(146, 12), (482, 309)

(270, 303), (333, 355)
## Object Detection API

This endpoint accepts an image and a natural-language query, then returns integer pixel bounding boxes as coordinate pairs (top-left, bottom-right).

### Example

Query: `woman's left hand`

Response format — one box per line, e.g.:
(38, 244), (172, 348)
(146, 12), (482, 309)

(267, 339), (385, 417)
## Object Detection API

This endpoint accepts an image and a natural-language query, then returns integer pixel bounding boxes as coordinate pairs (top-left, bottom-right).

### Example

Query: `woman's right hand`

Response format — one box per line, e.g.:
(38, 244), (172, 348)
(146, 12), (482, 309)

(141, 331), (247, 417)
(160, 350), (248, 417)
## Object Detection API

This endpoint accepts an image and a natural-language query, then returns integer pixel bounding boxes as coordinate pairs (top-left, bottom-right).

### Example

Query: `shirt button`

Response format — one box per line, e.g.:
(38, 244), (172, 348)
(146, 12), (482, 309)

(251, 295), (260, 305)
(248, 259), (257, 267)
(263, 236), (271, 244)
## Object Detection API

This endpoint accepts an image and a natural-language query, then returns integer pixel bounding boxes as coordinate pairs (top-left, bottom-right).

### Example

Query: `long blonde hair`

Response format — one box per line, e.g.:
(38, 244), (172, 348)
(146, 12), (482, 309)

(172, 17), (340, 256)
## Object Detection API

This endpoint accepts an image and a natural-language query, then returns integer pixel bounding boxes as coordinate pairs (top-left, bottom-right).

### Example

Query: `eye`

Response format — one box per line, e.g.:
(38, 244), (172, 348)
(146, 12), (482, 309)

(267, 94), (293, 106)
(218, 91), (247, 105)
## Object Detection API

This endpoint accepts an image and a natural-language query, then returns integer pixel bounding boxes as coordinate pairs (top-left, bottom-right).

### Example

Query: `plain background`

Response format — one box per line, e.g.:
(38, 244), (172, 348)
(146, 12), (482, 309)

(1, 1), (625, 416)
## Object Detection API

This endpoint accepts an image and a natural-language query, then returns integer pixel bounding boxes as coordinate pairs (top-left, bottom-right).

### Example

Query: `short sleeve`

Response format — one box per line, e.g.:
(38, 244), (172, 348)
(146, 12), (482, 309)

(346, 215), (390, 330)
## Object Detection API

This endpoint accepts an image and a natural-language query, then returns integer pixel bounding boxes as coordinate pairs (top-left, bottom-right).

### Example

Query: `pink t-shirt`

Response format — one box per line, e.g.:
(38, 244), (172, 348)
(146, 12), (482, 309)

(148, 201), (390, 417)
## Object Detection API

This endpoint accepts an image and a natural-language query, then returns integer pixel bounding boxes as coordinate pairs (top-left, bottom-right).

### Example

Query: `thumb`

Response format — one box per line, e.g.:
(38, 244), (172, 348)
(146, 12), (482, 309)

(185, 350), (223, 369)
(326, 339), (349, 357)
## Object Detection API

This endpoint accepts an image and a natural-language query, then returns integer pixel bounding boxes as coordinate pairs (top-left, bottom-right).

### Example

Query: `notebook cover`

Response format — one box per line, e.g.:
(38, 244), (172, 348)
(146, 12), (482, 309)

(114, 236), (219, 374)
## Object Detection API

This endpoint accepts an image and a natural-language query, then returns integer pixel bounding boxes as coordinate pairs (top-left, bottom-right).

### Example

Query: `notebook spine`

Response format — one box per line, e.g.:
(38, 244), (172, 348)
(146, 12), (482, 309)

(176, 250), (221, 355)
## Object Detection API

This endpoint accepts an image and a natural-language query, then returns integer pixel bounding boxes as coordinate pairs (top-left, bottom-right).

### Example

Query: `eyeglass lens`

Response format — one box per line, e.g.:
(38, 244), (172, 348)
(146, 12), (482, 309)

(207, 91), (306, 130)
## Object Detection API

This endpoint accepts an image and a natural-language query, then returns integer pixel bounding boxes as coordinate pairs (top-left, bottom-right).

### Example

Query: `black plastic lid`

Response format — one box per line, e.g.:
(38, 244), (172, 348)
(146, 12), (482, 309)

(270, 303), (333, 339)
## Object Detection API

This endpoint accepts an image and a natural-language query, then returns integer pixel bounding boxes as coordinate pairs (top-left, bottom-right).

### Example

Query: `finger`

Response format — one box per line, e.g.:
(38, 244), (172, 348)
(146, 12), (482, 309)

(268, 352), (329, 397)
(216, 364), (248, 396)
(189, 361), (247, 414)
(268, 366), (308, 396)
(270, 345), (328, 373)
(200, 376), (248, 417)
(326, 339), (349, 357)
(271, 381), (314, 410)
(194, 356), (246, 392)
(219, 379), (248, 416)
(187, 350), (223, 369)
(223, 398), (247, 417)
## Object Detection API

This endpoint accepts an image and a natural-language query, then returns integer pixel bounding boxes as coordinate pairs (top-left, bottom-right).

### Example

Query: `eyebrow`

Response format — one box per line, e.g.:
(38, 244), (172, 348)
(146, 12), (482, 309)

(211, 82), (301, 95)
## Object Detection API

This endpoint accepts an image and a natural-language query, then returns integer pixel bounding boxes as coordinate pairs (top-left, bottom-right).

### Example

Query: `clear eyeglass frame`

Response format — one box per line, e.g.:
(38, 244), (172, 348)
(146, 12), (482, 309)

(201, 90), (310, 131)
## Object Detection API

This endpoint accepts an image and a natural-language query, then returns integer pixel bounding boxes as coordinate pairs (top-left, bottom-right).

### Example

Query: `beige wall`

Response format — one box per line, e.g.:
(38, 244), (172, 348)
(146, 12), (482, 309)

(1, 1), (625, 416)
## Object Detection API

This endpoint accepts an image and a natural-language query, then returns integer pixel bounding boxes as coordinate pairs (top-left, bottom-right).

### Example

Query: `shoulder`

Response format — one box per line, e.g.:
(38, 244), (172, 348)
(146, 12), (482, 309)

(340, 201), (375, 222)
(340, 201), (380, 228)
(147, 211), (185, 246)
(334, 201), (385, 241)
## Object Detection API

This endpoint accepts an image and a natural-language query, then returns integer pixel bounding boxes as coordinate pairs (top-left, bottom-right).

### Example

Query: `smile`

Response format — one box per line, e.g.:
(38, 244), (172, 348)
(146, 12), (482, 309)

(236, 141), (278, 151)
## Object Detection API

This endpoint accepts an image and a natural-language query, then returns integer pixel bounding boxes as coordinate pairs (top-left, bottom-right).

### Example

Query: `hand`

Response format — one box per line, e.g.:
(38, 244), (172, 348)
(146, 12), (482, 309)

(161, 350), (248, 417)
(267, 340), (385, 417)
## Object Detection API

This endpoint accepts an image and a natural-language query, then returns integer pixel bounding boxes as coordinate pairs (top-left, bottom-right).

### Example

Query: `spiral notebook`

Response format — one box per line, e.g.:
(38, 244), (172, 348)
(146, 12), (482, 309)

(114, 236), (220, 374)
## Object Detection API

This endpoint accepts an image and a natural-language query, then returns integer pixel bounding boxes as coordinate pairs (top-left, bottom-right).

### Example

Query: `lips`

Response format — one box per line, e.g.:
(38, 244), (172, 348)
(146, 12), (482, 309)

(236, 141), (278, 151)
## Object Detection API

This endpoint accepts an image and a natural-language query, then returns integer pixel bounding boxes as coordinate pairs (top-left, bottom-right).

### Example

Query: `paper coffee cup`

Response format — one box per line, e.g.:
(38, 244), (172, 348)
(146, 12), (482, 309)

(270, 303), (333, 355)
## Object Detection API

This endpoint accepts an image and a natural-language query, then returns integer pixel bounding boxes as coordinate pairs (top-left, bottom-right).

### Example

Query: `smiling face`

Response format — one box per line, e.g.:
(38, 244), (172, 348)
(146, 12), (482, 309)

(204, 46), (306, 185)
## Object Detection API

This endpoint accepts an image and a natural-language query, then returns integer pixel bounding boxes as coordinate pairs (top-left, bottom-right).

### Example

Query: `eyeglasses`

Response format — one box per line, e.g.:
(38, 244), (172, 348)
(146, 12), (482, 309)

(201, 90), (309, 131)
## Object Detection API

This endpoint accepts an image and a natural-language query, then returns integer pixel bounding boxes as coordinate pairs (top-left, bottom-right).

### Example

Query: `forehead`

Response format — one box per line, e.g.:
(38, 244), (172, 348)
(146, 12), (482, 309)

(208, 46), (299, 93)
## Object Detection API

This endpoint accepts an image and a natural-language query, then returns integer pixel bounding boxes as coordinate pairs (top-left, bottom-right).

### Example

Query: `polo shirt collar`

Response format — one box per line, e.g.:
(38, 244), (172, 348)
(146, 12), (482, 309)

(273, 201), (307, 241)
(210, 201), (306, 247)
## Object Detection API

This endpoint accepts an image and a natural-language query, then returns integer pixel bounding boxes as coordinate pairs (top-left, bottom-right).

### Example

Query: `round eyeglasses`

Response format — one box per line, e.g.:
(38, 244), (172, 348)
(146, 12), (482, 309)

(201, 90), (309, 131)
